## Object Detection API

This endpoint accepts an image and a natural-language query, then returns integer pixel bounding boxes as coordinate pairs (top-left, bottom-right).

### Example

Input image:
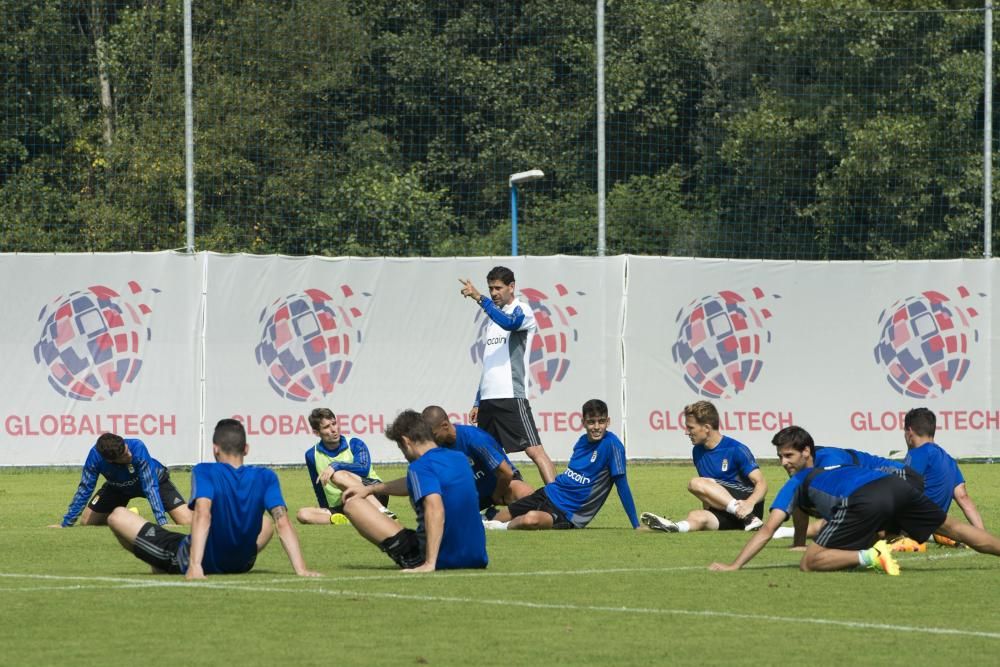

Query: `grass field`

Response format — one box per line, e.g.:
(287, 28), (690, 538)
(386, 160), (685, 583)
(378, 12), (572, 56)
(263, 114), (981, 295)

(2, 462), (999, 665)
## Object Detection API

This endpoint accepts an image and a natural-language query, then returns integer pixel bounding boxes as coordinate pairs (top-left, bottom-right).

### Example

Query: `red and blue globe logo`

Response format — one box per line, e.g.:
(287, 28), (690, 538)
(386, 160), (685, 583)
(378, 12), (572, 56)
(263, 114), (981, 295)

(874, 286), (983, 398)
(470, 284), (581, 398)
(255, 286), (365, 402)
(672, 287), (776, 399)
(33, 282), (157, 401)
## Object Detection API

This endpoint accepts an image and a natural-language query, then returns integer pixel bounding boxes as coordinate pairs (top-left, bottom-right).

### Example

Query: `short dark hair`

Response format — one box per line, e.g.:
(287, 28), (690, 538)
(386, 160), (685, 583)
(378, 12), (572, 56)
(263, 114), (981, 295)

(486, 266), (515, 285)
(386, 410), (434, 446)
(581, 399), (608, 419)
(771, 425), (814, 455)
(904, 408), (936, 438)
(213, 418), (247, 455)
(420, 405), (449, 427)
(683, 401), (720, 430)
(308, 407), (336, 431)
(95, 433), (126, 461)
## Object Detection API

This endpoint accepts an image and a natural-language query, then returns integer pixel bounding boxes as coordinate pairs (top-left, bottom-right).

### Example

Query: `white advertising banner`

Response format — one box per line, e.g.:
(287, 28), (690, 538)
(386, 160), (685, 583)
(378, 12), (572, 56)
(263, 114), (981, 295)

(204, 254), (626, 464)
(624, 257), (997, 460)
(0, 253), (202, 465)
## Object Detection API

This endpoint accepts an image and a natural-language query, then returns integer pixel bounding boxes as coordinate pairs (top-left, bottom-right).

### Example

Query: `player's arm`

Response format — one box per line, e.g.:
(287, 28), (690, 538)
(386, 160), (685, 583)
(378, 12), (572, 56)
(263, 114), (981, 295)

(953, 483), (985, 530)
(342, 476), (409, 503)
(270, 504), (320, 577)
(304, 449), (329, 508)
(490, 460), (516, 503)
(613, 475), (641, 529)
(709, 508), (787, 571)
(732, 464), (767, 520)
(56, 459), (101, 527)
(134, 451), (169, 526)
(330, 438), (373, 478)
(402, 493), (444, 573)
(186, 497), (212, 580)
(478, 297), (528, 331)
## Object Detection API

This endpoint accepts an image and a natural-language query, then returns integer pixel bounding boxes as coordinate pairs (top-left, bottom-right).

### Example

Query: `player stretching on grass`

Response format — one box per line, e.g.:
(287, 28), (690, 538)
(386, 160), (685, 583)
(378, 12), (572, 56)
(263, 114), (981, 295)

(106, 419), (319, 579)
(641, 401), (766, 534)
(296, 407), (394, 526)
(709, 425), (1000, 575)
(460, 265), (556, 484)
(341, 410), (488, 572)
(422, 405), (534, 515)
(51, 433), (191, 528)
(484, 399), (639, 531)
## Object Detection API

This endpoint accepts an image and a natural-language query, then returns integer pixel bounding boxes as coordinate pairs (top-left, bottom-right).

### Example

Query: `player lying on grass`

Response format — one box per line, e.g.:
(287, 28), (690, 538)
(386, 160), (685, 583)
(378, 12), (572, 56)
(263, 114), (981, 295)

(106, 419), (319, 579)
(296, 407), (395, 526)
(422, 405), (534, 516)
(341, 410), (488, 572)
(51, 433), (191, 528)
(641, 400), (766, 534)
(483, 399), (639, 531)
(709, 425), (1000, 575)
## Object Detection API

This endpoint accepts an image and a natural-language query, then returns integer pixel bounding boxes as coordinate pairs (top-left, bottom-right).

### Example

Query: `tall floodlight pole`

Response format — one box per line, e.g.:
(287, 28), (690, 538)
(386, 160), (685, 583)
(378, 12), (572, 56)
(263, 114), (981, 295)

(184, 0), (195, 253)
(509, 169), (544, 256)
(985, 0), (993, 258)
(596, 0), (606, 257)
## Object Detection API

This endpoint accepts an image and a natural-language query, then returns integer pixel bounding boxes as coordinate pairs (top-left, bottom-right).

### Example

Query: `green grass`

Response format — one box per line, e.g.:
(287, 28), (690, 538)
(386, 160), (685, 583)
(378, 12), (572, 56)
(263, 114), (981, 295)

(2, 463), (999, 665)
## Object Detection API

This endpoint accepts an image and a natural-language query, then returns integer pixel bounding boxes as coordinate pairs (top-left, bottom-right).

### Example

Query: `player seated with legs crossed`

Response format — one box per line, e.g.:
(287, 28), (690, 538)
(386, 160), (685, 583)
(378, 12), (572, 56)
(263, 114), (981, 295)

(50, 432), (191, 528)
(341, 410), (488, 573)
(709, 425), (1000, 576)
(641, 401), (766, 534)
(106, 419), (319, 579)
(421, 405), (534, 517)
(485, 399), (639, 531)
(296, 407), (394, 525)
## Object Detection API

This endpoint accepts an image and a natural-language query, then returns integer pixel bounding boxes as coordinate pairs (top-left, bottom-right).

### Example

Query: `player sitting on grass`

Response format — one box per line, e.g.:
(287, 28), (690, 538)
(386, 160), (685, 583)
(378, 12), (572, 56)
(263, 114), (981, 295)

(421, 405), (534, 516)
(50, 433), (191, 528)
(340, 410), (488, 572)
(296, 407), (394, 525)
(709, 425), (1000, 576)
(106, 419), (319, 579)
(484, 399), (639, 531)
(903, 408), (984, 542)
(641, 400), (766, 534)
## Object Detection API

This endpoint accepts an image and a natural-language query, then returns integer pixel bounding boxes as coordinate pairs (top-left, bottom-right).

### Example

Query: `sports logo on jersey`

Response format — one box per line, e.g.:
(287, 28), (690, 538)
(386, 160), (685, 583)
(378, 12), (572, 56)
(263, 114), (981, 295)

(469, 283), (582, 398)
(590, 450), (598, 463)
(33, 282), (158, 401)
(873, 286), (984, 398)
(671, 287), (778, 399)
(255, 286), (367, 402)
(721, 458), (729, 472)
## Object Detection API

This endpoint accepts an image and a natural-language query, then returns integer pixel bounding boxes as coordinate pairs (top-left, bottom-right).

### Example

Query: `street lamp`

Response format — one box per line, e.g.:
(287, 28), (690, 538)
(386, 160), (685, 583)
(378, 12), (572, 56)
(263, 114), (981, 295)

(509, 169), (544, 256)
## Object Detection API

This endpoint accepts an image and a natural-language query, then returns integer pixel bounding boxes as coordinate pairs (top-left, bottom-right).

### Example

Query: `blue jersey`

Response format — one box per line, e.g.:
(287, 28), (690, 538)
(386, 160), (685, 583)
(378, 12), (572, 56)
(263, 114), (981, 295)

(692, 436), (759, 496)
(447, 424), (518, 503)
(407, 447), (488, 570)
(543, 431), (639, 529)
(62, 439), (168, 527)
(304, 436), (374, 508)
(814, 446), (905, 474)
(184, 462), (285, 575)
(904, 443), (965, 512)
(771, 465), (888, 520)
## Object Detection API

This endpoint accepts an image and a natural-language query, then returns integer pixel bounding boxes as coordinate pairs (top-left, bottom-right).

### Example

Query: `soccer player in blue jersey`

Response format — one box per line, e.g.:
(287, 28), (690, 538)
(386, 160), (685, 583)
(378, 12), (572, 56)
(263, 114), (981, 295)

(341, 410), (488, 572)
(50, 433), (191, 528)
(296, 407), (394, 525)
(709, 425), (1000, 575)
(903, 408), (984, 530)
(460, 266), (556, 484)
(106, 419), (319, 579)
(421, 405), (534, 512)
(641, 401), (766, 534)
(485, 399), (640, 531)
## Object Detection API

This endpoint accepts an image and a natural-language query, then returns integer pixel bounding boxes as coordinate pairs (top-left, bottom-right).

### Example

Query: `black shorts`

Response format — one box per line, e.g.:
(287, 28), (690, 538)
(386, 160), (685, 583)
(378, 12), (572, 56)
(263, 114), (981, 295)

(380, 528), (425, 569)
(132, 522), (190, 574)
(506, 487), (573, 529)
(88, 472), (187, 514)
(477, 398), (542, 453)
(330, 477), (388, 513)
(815, 475), (946, 550)
(708, 485), (764, 531)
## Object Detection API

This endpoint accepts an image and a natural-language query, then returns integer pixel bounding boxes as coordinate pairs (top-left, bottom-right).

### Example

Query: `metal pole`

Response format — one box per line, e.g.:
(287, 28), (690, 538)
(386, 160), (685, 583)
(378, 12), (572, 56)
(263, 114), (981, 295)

(985, 1), (993, 258)
(596, 0), (606, 257)
(184, 0), (195, 253)
(511, 184), (519, 256)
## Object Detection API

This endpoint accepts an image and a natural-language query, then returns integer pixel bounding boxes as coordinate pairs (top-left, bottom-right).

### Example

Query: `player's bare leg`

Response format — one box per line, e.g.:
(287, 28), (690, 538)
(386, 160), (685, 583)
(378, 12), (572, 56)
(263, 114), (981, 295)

(936, 517), (1000, 556)
(524, 444), (556, 484)
(296, 507), (338, 525)
(799, 542), (868, 572)
(332, 470), (391, 513)
(342, 496), (401, 546)
(507, 510), (554, 530)
(687, 477), (739, 511)
(682, 509), (722, 531)
(168, 504), (193, 525)
(79, 506), (110, 526)
(498, 479), (535, 505)
(106, 506), (146, 551)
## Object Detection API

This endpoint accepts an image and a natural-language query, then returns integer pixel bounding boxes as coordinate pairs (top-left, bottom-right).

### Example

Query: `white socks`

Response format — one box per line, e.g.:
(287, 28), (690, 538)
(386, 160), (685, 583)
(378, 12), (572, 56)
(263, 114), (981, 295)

(772, 526), (795, 539)
(726, 499), (740, 515)
(676, 521), (691, 533)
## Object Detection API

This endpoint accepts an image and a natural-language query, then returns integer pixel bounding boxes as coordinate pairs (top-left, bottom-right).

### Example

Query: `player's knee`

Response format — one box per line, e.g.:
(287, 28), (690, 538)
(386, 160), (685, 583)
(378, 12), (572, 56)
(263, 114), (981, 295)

(295, 508), (310, 524)
(106, 506), (130, 529)
(331, 470), (359, 489)
(687, 477), (711, 495)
